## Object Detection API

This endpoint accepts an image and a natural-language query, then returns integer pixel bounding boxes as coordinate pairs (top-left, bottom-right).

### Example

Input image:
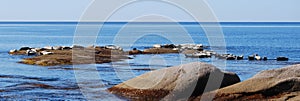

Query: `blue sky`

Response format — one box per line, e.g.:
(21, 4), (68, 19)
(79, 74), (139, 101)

(0, 0), (299, 22)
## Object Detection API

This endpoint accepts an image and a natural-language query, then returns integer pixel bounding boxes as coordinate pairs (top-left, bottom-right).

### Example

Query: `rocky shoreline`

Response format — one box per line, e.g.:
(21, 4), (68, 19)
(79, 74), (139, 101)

(8, 44), (204, 66)
(8, 44), (299, 100)
(9, 44), (289, 66)
(108, 62), (300, 100)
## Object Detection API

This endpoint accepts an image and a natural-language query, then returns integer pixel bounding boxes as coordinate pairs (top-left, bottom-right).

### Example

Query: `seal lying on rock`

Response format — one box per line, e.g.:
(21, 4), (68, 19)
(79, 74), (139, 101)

(40, 51), (53, 55)
(19, 47), (31, 51)
(9, 49), (17, 53)
(178, 44), (203, 51)
(128, 48), (142, 55)
(43, 46), (53, 50)
(26, 49), (37, 56)
(53, 46), (62, 50)
(105, 45), (123, 51)
(196, 64), (300, 101)
(108, 62), (240, 100)
(62, 46), (72, 50)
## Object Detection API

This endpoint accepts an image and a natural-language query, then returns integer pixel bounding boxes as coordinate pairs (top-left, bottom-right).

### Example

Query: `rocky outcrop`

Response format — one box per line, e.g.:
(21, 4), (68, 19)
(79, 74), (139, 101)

(108, 62), (240, 100)
(142, 48), (179, 54)
(128, 49), (143, 55)
(129, 44), (205, 55)
(12, 46), (130, 66)
(196, 64), (300, 101)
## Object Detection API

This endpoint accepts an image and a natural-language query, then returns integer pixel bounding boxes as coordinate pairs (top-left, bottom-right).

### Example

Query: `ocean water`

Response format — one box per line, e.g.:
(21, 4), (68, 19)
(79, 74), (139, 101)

(0, 22), (299, 100)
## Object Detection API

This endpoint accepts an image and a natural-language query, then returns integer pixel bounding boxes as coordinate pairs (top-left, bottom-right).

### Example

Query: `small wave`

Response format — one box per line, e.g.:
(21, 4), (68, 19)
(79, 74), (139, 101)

(0, 75), (59, 82)
(131, 68), (156, 71)
(3, 82), (80, 91)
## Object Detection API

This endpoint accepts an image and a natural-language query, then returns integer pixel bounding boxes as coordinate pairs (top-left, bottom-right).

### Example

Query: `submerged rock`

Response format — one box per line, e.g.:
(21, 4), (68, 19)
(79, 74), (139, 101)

(197, 64), (300, 101)
(108, 62), (240, 100)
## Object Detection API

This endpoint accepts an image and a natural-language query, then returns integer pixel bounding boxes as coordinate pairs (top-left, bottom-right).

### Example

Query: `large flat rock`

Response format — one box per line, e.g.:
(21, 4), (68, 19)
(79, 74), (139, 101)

(16, 47), (129, 66)
(197, 64), (300, 101)
(108, 62), (240, 100)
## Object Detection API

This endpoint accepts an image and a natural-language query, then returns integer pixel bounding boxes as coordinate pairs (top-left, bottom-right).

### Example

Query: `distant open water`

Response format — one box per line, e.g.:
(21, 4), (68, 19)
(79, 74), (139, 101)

(0, 22), (299, 100)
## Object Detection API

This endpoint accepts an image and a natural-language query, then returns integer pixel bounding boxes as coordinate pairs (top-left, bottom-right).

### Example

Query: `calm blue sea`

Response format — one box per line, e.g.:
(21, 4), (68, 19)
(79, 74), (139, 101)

(0, 22), (299, 100)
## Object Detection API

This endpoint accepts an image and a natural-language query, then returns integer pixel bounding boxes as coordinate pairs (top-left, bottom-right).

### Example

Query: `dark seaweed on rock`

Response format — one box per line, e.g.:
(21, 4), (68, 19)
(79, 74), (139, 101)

(108, 87), (170, 101)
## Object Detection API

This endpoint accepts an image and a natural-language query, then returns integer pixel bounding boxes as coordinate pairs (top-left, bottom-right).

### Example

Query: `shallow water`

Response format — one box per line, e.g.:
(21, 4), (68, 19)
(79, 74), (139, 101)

(0, 22), (300, 100)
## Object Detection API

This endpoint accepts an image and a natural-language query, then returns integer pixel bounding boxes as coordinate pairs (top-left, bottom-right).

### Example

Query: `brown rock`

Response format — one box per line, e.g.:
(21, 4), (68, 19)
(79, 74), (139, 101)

(128, 50), (143, 55)
(18, 48), (129, 66)
(197, 64), (300, 101)
(108, 62), (240, 100)
(181, 49), (200, 54)
(143, 48), (179, 54)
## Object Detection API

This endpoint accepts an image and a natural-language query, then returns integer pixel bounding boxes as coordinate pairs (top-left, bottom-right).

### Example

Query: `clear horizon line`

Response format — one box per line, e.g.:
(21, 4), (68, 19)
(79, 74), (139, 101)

(0, 21), (299, 23)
